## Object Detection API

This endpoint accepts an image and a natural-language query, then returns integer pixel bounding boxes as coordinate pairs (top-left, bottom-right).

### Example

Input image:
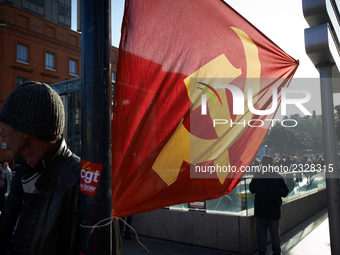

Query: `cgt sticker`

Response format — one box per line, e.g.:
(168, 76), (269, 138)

(80, 159), (103, 196)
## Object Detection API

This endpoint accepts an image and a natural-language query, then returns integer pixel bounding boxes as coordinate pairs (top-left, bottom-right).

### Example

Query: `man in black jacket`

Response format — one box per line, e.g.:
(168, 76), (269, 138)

(0, 81), (80, 255)
(249, 156), (289, 255)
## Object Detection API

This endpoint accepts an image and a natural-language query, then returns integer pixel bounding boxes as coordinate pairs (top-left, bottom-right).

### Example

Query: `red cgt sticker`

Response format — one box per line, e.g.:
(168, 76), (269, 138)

(80, 159), (103, 196)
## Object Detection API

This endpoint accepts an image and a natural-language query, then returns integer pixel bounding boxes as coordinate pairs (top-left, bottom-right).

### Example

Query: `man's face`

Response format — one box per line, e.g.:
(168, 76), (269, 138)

(0, 123), (27, 158)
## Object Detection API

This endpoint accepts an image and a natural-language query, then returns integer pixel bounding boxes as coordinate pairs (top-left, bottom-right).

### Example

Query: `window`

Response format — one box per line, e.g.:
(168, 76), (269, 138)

(111, 72), (116, 83)
(16, 77), (27, 87)
(37, 0), (44, 8)
(69, 59), (77, 75)
(17, 44), (28, 63)
(58, 4), (71, 28)
(45, 52), (55, 70)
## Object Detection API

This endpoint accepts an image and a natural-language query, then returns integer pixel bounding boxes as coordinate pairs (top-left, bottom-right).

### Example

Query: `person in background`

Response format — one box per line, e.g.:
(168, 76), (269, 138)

(2, 162), (11, 176)
(2, 162), (12, 189)
(249, 156), (289, 255)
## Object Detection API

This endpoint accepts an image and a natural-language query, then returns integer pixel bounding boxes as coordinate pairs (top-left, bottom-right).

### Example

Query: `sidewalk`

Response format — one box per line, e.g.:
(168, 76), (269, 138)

(281, 207), (330, 255)
(121, 208), (330, 255)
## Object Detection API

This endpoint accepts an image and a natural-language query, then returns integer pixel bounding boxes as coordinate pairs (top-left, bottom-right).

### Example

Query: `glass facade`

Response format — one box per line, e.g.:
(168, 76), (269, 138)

(50, 77), (81, 156)
(170, 172), (326, 216)
(2, 0), (71, 28)
(58, 3), (71, 27)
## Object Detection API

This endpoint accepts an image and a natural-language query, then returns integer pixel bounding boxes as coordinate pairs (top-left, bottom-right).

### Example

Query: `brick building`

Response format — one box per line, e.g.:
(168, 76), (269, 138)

(0, 3), (119, 167)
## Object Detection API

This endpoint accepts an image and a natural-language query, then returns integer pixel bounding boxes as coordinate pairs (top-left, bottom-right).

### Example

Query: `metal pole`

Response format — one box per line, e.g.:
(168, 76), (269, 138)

(77, 0), (82, 32)
(319, 65), (340, 255)
(80, 0), (114, 254)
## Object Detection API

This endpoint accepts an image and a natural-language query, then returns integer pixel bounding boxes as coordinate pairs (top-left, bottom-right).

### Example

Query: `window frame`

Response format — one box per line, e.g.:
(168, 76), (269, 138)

(16, 77), (28, 87)
(45, 51), (55, 70)
(69, 59), (78, 76)
(111, 71), (116, 83)
(16, 43), (29, 64)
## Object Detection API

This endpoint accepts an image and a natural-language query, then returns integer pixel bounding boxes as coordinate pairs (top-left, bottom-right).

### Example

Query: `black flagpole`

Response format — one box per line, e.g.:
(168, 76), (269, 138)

(80, 0), (119, 254)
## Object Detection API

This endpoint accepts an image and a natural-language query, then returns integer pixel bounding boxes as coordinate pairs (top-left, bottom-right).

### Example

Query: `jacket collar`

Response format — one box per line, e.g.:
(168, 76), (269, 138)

(34, 138), (71, 192)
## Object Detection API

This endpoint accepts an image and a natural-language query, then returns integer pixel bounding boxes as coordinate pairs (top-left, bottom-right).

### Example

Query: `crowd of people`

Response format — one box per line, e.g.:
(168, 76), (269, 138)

(252, 153), (327, 188)
(274, 154), (325, 168)
(254, 154), (326, 169)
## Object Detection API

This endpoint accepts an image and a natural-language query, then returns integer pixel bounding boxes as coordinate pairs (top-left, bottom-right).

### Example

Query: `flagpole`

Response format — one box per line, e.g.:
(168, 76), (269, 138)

(318, 64), (340, 255)
(80, 0), (117, 254)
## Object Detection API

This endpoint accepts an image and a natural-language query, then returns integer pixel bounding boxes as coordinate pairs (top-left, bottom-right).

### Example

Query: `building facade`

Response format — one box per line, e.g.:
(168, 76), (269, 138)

(0, 3), (119, 167)
(0, 0), (72, 28)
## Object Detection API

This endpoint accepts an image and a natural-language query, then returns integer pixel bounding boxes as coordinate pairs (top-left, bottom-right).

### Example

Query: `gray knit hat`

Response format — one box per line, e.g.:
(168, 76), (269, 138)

(0, 81), (65, 138)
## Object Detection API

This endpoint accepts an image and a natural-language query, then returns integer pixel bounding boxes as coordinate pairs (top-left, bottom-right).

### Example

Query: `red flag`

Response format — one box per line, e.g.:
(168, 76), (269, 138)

(112, 0), (298, 217)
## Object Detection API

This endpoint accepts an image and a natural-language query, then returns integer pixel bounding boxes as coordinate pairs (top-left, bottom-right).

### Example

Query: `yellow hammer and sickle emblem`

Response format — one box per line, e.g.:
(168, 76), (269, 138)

(152, 27), (261, 186)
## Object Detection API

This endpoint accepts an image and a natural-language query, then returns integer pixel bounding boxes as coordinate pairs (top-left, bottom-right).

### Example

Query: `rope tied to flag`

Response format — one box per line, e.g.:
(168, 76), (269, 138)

(79, 217), (150, 253)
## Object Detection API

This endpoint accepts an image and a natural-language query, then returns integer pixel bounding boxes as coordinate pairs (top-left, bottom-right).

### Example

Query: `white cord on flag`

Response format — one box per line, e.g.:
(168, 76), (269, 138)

(80, 216), (150, 253)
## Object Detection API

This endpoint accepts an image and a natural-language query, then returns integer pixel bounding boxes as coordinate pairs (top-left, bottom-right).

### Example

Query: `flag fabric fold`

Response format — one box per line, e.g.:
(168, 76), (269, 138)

(112, 0), (299, 217)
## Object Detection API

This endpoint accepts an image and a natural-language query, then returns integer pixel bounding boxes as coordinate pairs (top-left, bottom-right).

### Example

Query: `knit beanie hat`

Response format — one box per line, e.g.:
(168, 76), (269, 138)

(0, 81), (65, 138)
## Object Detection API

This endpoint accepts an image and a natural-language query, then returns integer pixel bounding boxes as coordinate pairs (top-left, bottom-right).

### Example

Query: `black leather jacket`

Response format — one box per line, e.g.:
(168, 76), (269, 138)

(0, 139), (80, 255)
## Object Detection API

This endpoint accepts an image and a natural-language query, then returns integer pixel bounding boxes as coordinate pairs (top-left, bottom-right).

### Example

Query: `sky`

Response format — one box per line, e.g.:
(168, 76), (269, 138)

(71, 0), (319, 78)
(226, 0), (319, 79)
(71, 0), (334, 115)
